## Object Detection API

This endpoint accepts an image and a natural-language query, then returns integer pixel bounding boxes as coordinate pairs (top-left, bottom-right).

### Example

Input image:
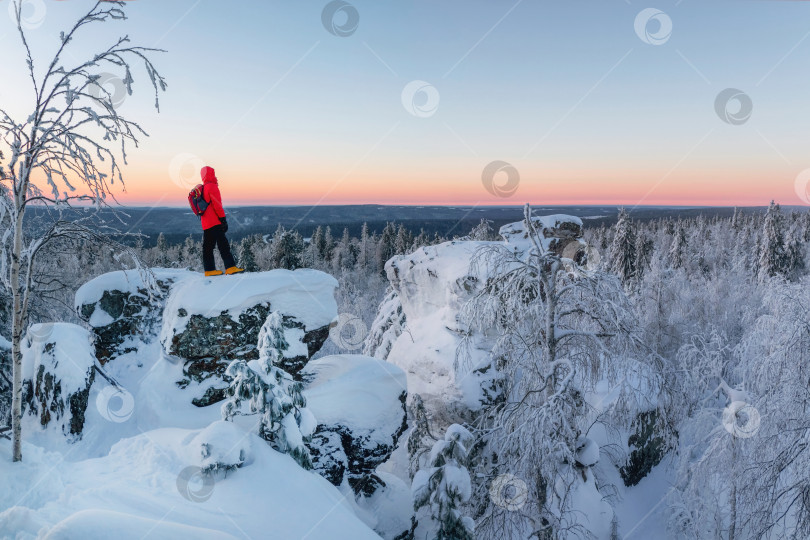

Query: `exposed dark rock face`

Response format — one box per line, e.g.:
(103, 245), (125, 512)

(620, 409), (675, 486)
(308, 390), (408, 496)
(165, 303), (331, 407)
(499, 215), (587, 258)
(77, 275), (178, 365)
(22, 343), (95, 439)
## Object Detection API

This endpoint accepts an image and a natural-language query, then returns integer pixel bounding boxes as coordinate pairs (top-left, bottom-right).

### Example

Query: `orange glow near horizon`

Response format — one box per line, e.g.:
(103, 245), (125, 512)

(107, 163), (807, 208)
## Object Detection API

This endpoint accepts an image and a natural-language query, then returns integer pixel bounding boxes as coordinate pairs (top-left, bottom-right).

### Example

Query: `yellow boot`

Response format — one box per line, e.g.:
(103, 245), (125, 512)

(204, 270), (223, 277)
(225, 266), (245, 275)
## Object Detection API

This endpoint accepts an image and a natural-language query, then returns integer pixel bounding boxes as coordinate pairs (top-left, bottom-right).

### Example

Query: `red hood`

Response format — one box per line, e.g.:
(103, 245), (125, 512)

(201, 166), (217, 185)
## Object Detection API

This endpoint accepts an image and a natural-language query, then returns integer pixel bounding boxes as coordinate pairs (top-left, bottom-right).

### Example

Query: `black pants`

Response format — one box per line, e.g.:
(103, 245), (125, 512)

(202, 224), (236, 271)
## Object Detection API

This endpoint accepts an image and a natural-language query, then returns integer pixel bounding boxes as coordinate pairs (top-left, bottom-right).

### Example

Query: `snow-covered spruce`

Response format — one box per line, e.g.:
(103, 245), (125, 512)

(221, 312), (316, 469)
(302, 354), (407, 495)
(412, 424), (475, 540)
(159, 269), (337, 407)
(75, 269), (194, 364)
(362, 288), (405, 361)
(21, 323), (96, 440)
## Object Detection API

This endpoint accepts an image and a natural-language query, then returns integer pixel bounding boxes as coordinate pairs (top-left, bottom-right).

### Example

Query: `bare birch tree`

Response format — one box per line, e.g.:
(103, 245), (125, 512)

(0, 0), (166, 462)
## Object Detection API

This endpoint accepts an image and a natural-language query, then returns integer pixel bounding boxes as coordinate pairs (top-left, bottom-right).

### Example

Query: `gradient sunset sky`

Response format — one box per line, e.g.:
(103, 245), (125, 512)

(2, 0), (810, 207)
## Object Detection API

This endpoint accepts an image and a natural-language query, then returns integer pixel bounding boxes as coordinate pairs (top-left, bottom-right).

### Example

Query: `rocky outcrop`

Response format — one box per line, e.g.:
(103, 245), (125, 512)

(21, 323), (96, 439)
(303, 355), (408, 496)
(499, 214), (584, 257)
(160, 270), (338, 407)
(76, 269), (193, 364)
(620, 409), (675, 486)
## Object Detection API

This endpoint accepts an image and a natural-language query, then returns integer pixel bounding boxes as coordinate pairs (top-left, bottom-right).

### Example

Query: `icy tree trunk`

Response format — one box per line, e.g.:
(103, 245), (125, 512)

(544, 262), (558, 396)
(728, 439), (737, 540)
(10, 200), (25, 462)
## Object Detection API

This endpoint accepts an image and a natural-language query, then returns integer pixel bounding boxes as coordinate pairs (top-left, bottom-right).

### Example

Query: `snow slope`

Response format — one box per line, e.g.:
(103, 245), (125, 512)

(0, 427), (377, 539)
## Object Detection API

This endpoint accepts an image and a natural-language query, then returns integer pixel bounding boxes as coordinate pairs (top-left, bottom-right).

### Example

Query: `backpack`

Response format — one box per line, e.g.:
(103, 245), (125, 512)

(188, 184), (209, 217)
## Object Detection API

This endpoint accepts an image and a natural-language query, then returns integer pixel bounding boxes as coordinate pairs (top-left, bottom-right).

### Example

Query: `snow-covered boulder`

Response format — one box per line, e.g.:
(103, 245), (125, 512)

(500, 214), (584, 256)
(76, 269), (193, 364)
(187, 420), (252, 476)
(159, 270), (338, 407)
(303, 355), (407, 496)
(355, 471), (414, 540)
(369, 215), (593, 416)
(21, 323), (96, 439)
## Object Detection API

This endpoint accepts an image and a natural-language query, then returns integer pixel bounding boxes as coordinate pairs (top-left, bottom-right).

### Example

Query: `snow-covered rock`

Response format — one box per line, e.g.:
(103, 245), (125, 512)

(160, 270), (337, 407)
(303, 354), (407, 495)
(575, 436), (600, 468)
(355, 471), (414, 540)
(369, 240), (495, 414)
(76, 269), (193, 364)
(500, 214), (584, 255)
(187, 420), (252, 476)
(21, 323), (96, 439)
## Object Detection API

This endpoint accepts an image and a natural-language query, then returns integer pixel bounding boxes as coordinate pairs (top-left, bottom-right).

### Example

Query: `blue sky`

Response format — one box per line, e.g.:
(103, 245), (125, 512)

(1, 0), (810, 205)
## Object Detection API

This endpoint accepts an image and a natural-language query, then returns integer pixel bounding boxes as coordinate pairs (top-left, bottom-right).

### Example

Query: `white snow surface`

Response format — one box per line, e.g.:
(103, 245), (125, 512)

(160, 269), (338, 345)
(303, 354), (406, 447)
(21, 323), (95, 395)
(0, 427), (377, 539)
(75, 268), (194, 310)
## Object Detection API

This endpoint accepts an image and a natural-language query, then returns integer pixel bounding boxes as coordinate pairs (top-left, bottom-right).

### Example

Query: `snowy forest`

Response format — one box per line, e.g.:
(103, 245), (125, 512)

(3, 1), (810, 539)
(2, 199), (810, 539)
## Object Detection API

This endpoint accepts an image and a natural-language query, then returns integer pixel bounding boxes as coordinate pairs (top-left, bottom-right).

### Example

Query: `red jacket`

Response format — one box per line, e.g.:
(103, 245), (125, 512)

(200, 166), (226, 230)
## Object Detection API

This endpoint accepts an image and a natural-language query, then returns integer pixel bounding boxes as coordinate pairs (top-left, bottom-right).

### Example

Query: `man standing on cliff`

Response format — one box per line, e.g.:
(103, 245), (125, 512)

(199, 166), (244, 277)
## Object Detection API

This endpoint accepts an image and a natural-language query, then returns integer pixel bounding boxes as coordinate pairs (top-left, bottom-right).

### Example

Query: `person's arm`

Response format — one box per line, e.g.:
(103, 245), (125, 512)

(207, 183), (226, 219)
